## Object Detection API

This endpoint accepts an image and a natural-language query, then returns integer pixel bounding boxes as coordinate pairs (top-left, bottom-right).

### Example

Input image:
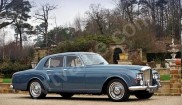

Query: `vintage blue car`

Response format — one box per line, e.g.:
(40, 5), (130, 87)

(12, 52), (161, 101)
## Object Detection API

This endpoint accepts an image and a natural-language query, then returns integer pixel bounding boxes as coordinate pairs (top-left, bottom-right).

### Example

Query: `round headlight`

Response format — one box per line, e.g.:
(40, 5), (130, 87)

(153, 73), (160, 79)
(136, 73), (143, 80)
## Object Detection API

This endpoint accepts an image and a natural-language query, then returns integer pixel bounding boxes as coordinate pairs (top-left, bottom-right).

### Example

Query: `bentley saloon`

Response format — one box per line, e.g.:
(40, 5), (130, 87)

(11, 52), (161, 101)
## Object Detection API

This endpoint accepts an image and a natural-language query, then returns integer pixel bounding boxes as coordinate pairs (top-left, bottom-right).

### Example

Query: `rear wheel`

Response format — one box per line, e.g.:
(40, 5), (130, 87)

(60, 93), (74, 99)
(29, 80), (47, 99)
(134, 91), (154, 99)
(107, 79), (130, 102)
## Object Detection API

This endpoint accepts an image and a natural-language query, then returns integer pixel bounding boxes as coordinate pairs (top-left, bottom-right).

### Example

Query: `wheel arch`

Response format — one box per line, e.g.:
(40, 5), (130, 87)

(27, 77), (46, 91)
(101, 76), (129, 94)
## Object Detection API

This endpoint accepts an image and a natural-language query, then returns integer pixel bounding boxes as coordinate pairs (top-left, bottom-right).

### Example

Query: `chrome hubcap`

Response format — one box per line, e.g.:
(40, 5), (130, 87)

(109, 82), (125, 100)
(30, 82), (41, 98)
(114, 87), (121, 94)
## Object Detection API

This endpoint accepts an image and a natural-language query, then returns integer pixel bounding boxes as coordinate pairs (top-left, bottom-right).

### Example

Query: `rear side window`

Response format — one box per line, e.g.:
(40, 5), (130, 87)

(66, 56), (82, 67)
(44, 56), (64, 68)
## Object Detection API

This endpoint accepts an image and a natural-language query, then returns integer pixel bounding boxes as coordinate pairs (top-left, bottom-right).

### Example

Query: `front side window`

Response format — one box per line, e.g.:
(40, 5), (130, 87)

(44, 56), (64, 68)
(80, 54), (108, 65)
(66, 56), (82, 67)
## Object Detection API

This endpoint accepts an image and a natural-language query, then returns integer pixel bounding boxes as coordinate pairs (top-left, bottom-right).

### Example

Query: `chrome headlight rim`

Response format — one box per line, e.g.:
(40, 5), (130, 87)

(153, 73), (160, 80)
(136, 73), (143, 80)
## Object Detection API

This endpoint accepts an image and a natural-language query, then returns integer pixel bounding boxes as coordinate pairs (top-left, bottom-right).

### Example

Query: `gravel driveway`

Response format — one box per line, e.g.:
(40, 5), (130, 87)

(0, 94), (181, 105)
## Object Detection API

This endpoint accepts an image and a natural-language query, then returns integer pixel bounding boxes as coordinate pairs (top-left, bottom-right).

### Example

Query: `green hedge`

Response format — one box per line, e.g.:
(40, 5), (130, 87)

(0, 61), (31, 78)
(2, 78), (12, 83)
(160, 74), (170, 81)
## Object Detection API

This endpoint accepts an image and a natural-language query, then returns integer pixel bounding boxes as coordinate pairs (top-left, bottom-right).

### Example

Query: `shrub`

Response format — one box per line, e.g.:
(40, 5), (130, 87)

(0, 61), (31, 78)
(53, 35), (113, 53)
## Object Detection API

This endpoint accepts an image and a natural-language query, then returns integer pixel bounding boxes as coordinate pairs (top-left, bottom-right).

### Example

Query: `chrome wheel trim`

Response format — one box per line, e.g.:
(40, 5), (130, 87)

(109, 82), (125, 100)
(30, 82), (42, 98)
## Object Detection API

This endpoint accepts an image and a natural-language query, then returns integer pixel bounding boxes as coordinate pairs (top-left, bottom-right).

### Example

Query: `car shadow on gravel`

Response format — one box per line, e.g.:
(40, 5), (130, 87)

(17, 95), (155, 102)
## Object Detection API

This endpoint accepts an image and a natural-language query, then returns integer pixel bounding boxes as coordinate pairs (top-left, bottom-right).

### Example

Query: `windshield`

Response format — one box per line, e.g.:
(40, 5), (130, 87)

(80, 54), (109, 65)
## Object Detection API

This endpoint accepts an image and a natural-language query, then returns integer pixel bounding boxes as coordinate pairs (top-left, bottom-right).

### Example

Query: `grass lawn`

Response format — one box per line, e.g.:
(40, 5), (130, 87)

(160, 74), (170, 81)
(2, 78), (12, 83)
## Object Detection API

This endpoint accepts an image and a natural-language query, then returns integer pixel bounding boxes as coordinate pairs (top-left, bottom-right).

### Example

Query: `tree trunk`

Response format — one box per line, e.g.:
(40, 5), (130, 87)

(16, 21), (23, 50)
(19, 31), (22, 50)
(0, 0), (4, 12)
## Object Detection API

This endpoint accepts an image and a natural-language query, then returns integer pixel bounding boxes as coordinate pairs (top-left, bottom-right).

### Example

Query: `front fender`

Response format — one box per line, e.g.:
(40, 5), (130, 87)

(104, 73), (132, 88)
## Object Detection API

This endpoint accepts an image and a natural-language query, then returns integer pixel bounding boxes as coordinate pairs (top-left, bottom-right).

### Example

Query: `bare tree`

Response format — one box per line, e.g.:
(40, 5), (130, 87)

(34, 3), (56, 47)
(74, 15), (82, 31)
(86, 4), (105, 35)
(0, 0), (14, 29)
(116, 0), (138, 24)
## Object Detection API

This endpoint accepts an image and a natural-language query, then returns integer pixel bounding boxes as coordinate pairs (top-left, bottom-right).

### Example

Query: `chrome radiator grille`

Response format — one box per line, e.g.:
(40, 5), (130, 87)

(143, 69), (152, 86)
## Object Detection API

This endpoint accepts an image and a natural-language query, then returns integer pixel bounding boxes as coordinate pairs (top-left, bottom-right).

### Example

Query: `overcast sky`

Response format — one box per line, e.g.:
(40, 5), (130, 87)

(4, 0), (116, 43)
(29, 0), (116, 27)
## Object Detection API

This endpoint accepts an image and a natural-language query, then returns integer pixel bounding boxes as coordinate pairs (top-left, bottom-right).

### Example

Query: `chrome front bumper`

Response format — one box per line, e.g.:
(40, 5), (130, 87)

(129, 85), (159, 93)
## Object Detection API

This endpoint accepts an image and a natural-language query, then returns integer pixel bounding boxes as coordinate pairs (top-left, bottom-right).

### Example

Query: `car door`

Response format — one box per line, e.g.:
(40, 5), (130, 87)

(44, 56), (64, 91)
(62, 55), (85, 92)
(85, 67), (107, 92)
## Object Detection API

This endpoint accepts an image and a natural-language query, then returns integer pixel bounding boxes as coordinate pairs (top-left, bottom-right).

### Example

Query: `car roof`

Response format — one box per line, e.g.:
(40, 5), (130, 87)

(46, 52), (97, 57)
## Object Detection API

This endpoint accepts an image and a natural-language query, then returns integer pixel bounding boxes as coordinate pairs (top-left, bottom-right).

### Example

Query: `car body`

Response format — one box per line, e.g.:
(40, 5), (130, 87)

(12, 52), (161, 101)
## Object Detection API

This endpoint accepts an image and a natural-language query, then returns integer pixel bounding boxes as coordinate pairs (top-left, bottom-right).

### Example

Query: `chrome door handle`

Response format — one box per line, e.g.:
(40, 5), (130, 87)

(63, 69), (67, 71)
(46, 70), (52, 72)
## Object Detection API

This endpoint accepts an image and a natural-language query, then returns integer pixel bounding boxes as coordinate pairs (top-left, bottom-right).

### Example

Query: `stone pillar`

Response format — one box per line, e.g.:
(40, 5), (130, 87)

(154, 68), (170, 96)
(169, 65), (181, 96)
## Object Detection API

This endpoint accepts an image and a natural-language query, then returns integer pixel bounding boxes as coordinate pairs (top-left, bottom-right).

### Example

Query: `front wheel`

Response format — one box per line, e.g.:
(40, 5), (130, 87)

(107, 79), (130, 102)
(29, 80), (47, 99)
(134, 91), (154, 99)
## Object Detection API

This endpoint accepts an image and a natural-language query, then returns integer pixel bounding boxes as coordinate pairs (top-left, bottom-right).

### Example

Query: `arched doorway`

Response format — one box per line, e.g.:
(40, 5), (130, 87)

(113, 48), (122, 64)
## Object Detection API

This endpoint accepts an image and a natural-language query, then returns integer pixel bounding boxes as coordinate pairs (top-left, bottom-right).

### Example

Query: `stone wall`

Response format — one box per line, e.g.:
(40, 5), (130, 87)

(155, 68), (170, 96)
(169, 65), (181, 96)
(0, 83), (26, 94)
(0, 83), (15, 93)
(155, 64), (181, 96)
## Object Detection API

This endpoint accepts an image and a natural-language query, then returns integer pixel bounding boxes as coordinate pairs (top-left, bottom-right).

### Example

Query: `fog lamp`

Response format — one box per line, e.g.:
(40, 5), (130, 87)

(140, 80), (144, 85)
